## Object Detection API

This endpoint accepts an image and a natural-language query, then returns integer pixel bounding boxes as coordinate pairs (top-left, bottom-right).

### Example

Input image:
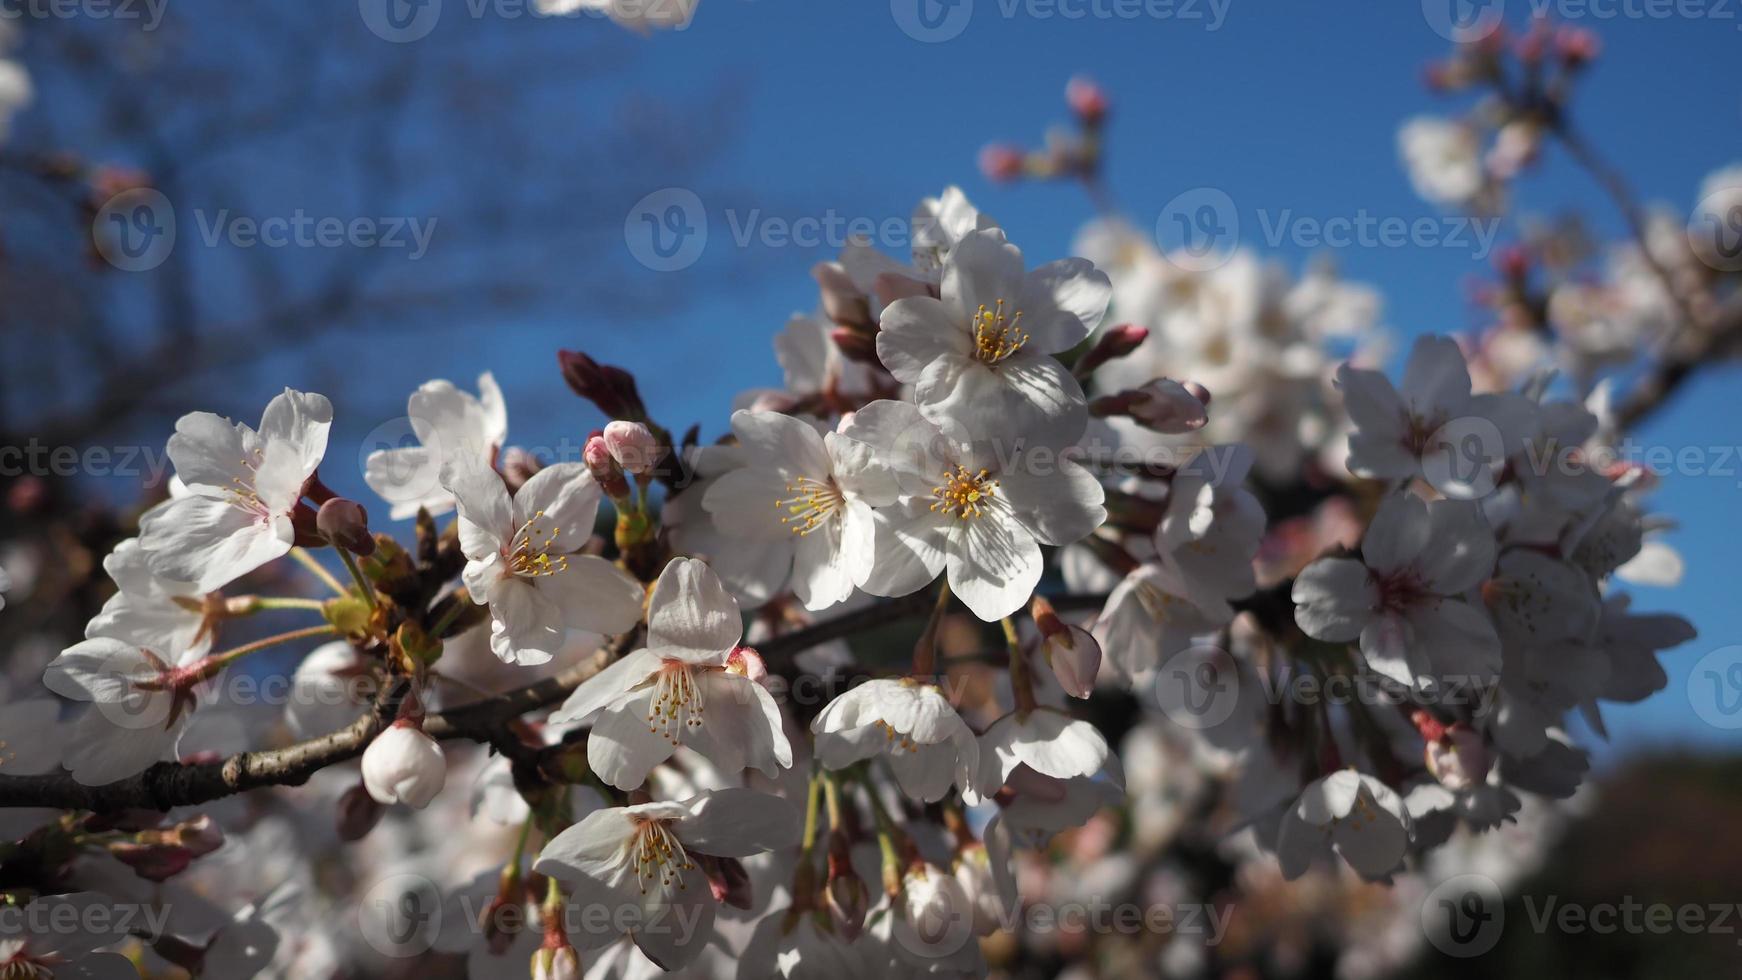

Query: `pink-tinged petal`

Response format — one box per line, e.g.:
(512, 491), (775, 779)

(645, 557), (742, 662)
(675, 788), (801, 856)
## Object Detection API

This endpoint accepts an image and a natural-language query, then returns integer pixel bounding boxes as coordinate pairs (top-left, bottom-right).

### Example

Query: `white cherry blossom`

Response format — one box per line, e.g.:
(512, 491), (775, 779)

(701, 410), (897, 611)
(1292, 492), (1500, 691)
(365, 373), (507, 519)
(1276, 769), (1412, 882)
(447, 462), (645, 665)
(550, 558), (792, 790)
(140, 388), (332, 592)
(840, 399), (1106, 621)
(534, 788), (800, 970)
(875, 228), (1109, 447)
(811, 678), (979, 803)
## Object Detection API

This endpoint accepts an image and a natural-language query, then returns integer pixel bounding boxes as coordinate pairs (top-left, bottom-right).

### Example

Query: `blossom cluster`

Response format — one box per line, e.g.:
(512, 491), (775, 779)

(0, 22), (1727, 980)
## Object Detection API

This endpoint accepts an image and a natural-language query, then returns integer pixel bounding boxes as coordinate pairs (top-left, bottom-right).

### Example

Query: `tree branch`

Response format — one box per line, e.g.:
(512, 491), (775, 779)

(0, 591), (1119, 814)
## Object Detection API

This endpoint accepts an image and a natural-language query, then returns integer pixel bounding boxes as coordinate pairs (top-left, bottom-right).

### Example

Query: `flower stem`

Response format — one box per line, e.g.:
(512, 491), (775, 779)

(1003, 617), (1037, 714)
(912, 580), (952, 677)
(335, 548), (378, 611)
(209, 624), (339, 670)
(288, 547), (347, 597)
(244, 597), (328, 613)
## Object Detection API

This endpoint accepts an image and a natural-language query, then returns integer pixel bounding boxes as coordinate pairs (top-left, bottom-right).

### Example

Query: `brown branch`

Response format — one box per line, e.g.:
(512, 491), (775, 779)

(0, 591), (1119, 814)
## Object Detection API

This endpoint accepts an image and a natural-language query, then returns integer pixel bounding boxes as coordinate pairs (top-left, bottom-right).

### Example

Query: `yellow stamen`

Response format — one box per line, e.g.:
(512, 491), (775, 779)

(930, 464), (998, 520)
(972, 299), (1028, 366)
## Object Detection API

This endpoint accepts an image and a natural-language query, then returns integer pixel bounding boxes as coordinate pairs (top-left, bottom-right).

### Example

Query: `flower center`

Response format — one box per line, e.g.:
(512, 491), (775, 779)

(972, 299), (1028, 366)
(1133, 580), (1184, 625)
(0, 945), (52, 980)
(775, 476), (844, 536)
(930, 464), (997, 520)
(225, 448), (271, 518)
(629, 819), (695, 895)
(874, 719), (919, 754)
(1375, 571), (1428, 613)
(506, 511), (569, 578)
(646, 660), (706, 744)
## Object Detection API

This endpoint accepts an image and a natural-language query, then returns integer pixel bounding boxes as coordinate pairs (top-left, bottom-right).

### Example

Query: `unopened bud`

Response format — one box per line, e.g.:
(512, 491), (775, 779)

(824, 840), (870, 941)
(1074, 323), (1149, 376)
(1555, 25), (1599, 67)
(1065, 76), (1108, 125)
(557, 350), (647, 421)
(700, 854), (753, 910)
(1091, 378), (1210, 434)
(500, 447), (544, 492)
(726, 646), (768, 684)
(813, 262), (873, 330)
(317, 498), (374, 556)
(584, 435), (633, 503)
(170, 815), (225, 858)
(978, 144), (1026, 183)
(337, 783), (386, 841)
(603, 420), (659, 476)
(1496, 244), (1531, 282)
(361, 720), (446, 809)
(532, 946), (581, 980)
(110, 842), (194, 881)
(829, 326), (881, 365)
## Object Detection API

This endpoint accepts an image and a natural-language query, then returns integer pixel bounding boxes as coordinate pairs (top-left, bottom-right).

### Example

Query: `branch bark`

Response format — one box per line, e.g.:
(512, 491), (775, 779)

(0, 592), (1114, 814)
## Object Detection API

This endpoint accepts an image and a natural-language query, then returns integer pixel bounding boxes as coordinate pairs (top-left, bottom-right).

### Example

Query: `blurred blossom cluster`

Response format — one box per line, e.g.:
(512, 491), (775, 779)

(0, 12), (1736, 980)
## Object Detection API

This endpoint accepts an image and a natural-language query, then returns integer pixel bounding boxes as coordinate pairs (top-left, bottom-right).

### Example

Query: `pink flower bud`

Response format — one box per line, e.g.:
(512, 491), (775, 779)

(1074, 323), (1149, 376)
(978, 144), (1026, 183)
(1092, 379), (1210, 434)
(361, 720), (445, 809)
(830, 326), (881, 365)
(813, 261), (873, 330)
(532, 946), (581, 980)
(726, 645), (768, 684)
(603, 420), (659, 475)
(1555, 25), (1600, 66)
(316, 498), (375, 556)
(1042, 623), (1101, 699)
(172, 815), (225, 858)
(584, 435), (632, 502)
(1065, 76), (1108, 124)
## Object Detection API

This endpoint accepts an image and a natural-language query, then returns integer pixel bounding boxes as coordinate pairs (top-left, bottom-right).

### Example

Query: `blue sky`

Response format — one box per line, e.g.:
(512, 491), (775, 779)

(294, 1), (1742, 758)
